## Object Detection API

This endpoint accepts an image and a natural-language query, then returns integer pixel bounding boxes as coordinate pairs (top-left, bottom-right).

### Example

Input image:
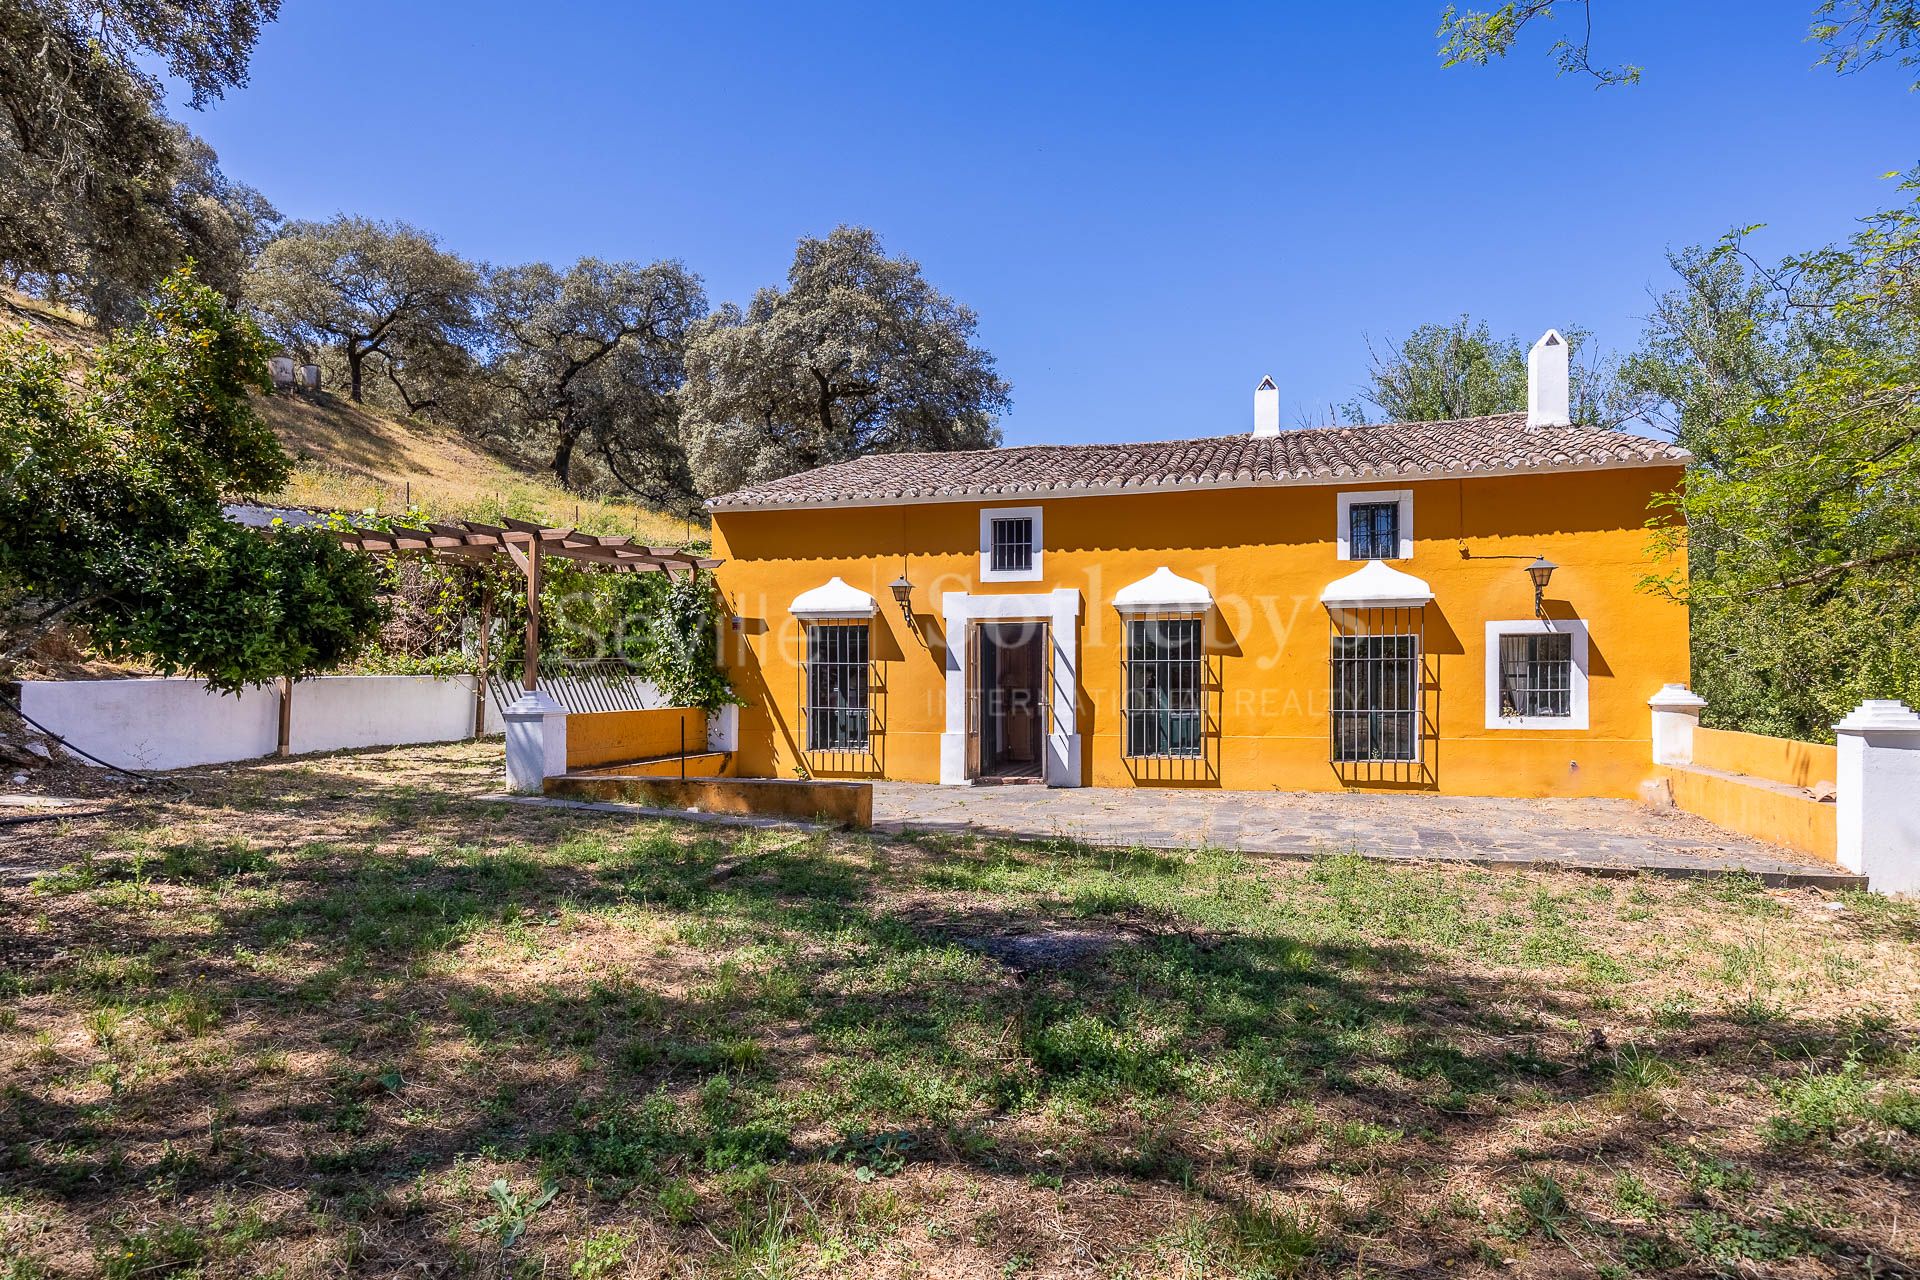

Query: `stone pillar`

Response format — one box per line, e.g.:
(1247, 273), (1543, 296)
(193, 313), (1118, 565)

(502, 690), (567, 794)
(1834, 699), (1920, 894)
(1648, 683), (1708, 766)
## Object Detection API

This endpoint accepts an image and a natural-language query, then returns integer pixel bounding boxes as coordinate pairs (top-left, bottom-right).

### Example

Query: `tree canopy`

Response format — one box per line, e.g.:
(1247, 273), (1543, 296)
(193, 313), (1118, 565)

(484, 257), (706, 502)
(1, 0), (281, 320)
(679, 226), (1009, 498)
(247, 216), (480, 403)
(1623, 183), (1920, 737)
(0, 268), (383, 690)
(1437, 1), (1920, 87)
(1343, 317), (1625, 425)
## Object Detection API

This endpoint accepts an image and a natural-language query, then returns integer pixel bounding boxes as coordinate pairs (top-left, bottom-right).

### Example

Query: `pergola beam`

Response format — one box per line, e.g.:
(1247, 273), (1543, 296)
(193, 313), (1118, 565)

(321, 518), (720, 695)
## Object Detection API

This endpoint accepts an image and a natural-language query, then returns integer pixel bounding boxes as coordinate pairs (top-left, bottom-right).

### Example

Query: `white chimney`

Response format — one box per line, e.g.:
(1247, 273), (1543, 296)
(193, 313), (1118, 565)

(1252, 375), (1280, 437)
(1526, 329), (1570, 427)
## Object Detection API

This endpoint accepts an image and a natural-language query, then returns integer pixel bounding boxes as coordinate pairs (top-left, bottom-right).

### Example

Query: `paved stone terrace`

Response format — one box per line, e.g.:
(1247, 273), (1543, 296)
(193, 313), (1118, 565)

(870, 783), (1861, 887)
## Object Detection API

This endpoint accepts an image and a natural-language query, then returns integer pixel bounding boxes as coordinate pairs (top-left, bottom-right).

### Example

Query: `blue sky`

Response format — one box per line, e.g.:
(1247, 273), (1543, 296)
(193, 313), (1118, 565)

(168, 1), (1912, 445)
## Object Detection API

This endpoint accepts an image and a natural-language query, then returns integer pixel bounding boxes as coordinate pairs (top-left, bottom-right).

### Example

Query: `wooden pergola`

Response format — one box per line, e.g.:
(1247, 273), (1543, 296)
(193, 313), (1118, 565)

(328, 515), (721, 707)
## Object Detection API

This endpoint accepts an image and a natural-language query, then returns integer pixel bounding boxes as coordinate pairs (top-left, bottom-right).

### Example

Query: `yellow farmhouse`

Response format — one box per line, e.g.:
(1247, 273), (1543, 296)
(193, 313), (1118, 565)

(707, 333), (1691, 799)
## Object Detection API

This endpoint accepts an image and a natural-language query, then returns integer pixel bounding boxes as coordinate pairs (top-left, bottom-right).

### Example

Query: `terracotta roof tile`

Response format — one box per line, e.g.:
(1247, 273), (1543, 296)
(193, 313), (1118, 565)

(706, 413), (1689, 511)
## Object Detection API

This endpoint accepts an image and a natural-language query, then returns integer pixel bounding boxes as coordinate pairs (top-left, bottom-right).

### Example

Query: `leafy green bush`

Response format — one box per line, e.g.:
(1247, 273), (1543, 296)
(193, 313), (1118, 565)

(0, 268), (383, 689)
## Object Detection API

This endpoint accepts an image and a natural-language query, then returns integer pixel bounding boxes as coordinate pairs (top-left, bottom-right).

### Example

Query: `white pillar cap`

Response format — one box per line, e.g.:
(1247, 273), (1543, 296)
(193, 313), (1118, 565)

(503, 689), (568, 717)
(1835, 699), (1920, 735)
(1647, 683), (1707, 710)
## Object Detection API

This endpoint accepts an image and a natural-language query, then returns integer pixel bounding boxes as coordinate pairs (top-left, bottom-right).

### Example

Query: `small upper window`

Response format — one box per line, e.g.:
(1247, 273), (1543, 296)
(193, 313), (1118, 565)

(1336, 489), (1412, 560)
(979, 506), (1043, 581)
(1349, 502), (1399, 561)
(990, 516), (1034, 573)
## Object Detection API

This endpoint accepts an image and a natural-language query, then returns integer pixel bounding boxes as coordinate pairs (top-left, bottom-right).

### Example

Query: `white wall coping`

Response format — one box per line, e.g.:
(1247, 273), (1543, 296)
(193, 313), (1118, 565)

(1835, 699), (1920, 734)
(1648, 683), (1708, 711)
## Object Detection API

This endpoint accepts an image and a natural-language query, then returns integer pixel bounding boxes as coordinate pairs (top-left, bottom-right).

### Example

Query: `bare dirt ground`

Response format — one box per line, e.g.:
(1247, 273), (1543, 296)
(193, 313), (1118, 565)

(2, 741), (1916, 1277)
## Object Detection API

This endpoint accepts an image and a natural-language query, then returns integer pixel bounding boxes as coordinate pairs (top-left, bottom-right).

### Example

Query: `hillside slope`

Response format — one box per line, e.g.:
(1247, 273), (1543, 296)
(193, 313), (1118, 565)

(2, 292), (690, 543)
(258, 393), (691, 543)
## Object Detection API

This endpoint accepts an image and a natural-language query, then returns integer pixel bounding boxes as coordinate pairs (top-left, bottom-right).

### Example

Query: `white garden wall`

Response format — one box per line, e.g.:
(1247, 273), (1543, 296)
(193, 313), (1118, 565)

(18, 675), (488, 772)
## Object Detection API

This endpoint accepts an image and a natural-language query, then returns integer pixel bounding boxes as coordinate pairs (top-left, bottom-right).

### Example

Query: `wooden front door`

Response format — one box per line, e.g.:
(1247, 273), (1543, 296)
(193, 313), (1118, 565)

(971, 622), (1048, 780)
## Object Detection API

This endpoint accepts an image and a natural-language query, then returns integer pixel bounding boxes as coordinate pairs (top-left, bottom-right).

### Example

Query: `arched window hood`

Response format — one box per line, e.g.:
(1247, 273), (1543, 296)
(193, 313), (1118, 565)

(1319, 560), (1434, 611)
(1113, 566), (1213, 615)
(790, 576), (878, 621)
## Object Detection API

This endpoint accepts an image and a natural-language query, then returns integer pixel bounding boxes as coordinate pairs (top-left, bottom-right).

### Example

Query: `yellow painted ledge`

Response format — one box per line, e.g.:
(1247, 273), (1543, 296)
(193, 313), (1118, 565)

(1660, 763), (1837, 863)
(544, 774), (872, 828)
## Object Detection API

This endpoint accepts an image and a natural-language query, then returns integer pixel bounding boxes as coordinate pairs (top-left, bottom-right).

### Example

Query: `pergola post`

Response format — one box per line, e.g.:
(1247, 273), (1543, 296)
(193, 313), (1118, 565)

(502, 535), (566, 793)
(473, 591), (492, 737)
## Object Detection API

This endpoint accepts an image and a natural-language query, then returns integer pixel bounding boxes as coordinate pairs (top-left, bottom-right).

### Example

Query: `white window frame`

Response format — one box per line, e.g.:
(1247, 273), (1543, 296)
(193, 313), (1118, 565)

(1484, 619), (1589, 730)
(979, 505), (1044, 582)
(1336, 489), (1414, 561)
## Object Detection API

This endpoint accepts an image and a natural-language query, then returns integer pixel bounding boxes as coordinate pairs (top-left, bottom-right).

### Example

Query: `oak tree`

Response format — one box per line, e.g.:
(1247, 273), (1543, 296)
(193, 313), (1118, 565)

(1, 0), (281, 320)
(484, 257), (705, 499)
(678, 226), (1009, 498)
(247, 216), (479, 403)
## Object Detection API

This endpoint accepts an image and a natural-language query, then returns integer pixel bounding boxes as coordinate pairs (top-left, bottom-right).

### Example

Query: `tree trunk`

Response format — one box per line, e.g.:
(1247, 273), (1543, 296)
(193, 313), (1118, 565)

(550, 424), (582, 491)
(347, 345), (364, 403)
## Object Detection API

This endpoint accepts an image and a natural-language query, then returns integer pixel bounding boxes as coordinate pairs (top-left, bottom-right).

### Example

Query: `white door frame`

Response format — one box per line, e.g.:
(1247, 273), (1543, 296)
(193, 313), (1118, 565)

(941, 589), (1082, 786)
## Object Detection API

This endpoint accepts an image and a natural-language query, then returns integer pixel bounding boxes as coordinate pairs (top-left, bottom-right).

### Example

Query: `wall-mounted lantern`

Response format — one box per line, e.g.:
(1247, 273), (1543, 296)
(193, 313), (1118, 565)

(889, 572), (917, 639)
(1526, 556), (1557, 618)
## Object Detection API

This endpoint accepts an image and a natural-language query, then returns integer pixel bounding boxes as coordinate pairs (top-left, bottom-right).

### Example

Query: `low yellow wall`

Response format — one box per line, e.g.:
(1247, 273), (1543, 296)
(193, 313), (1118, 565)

(1693, 726), (1836, 790)
(572, 752), (729, 779)
(1662, 765), (1837, 862)
(566, 708), (708, 770)
(545, 774), (872, 828)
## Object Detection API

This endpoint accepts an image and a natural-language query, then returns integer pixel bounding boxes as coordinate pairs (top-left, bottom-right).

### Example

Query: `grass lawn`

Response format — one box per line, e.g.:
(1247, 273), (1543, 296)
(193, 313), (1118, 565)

(3, 742), (1917, 1278)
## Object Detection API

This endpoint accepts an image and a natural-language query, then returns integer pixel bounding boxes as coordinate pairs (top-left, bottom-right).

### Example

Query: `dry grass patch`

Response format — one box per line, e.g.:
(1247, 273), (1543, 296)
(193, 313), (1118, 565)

(2, 741), (1917, 1277)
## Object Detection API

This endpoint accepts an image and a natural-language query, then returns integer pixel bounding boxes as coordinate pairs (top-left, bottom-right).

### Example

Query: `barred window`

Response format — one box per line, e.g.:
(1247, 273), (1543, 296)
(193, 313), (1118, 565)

(1126, 618), (1202, 758)
(1499, 632), (1572, 718)
(990, 517), (1034, 574)
(1331, 633), (1420, 762)
(1349, 502), (1400, 560)
(804, 622), (871, 751)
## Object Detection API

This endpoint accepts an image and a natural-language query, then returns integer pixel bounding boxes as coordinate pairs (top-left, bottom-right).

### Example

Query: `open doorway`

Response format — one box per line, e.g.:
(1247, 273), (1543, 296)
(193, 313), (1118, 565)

(967, 621), (1048, 782)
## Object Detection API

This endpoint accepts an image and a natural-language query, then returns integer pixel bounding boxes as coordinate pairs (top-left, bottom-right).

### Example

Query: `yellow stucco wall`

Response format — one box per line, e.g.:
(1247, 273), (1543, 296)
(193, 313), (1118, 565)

(1661, 766), (1838, 862)
(710, 465), (1689, 798)
(565, 707), (708, 770)
(1692, 726), (1837, 791)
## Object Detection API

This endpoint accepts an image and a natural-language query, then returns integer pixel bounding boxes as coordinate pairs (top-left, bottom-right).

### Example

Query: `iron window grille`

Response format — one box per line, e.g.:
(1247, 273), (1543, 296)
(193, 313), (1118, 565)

(1498, 632), (1573, 718)
(802, 622), (872, 756)
(1349, 502), (1400, 560)
(1330, 614), (1422, 764)
(989, 517), (1035, 574)
(1125, 616), (1203, 758)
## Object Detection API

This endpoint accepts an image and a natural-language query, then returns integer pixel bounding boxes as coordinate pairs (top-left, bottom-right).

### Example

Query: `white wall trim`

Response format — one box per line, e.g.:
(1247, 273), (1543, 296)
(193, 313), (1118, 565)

(978, 505), (1044, 582)
(940, 588), (1082, 786)
(1336, 489), (1414, 561)
(1484, 619), (1590, 731)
